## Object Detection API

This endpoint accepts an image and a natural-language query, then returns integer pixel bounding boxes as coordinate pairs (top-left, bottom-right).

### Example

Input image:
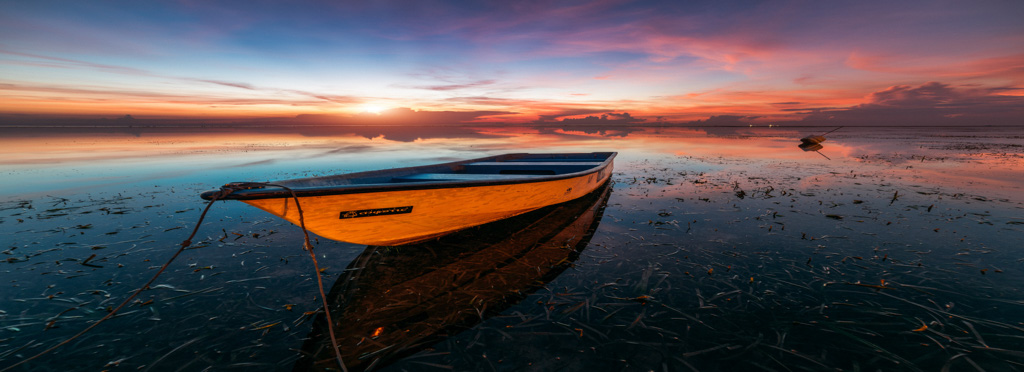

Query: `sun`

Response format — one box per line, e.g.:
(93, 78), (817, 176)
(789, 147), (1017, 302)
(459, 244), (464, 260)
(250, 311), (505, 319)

(360, 104), (387, 114)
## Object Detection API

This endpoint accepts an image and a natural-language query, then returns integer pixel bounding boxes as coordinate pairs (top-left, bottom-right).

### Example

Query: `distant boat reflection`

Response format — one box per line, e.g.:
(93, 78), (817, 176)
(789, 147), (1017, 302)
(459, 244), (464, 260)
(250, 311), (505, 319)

(293, 181), (612, 371)
(798, 142), (832, 160)
(798, 142), (823, 152)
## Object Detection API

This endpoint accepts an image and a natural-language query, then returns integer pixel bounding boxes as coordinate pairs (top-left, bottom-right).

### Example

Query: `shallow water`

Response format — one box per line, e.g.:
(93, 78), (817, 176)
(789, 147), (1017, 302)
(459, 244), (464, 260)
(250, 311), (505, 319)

(2, 125), (1023, 371)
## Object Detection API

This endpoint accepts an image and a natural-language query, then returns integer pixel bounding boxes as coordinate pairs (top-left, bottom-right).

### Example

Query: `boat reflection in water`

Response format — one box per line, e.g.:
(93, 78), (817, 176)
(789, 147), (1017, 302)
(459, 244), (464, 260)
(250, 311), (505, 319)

(798, 142), (823, 152)
(798, 142), (831, 160)
(293, 181), (612, 371)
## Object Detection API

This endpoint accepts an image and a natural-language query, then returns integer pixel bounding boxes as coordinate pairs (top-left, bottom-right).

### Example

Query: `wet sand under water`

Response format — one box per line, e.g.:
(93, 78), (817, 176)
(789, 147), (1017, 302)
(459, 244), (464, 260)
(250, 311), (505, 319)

(1, 125), (1023, 371)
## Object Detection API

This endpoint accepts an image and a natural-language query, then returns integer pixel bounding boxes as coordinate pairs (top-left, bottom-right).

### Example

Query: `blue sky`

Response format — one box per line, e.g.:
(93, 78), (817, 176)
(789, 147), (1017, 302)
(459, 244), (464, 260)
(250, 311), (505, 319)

(2, 0), (1023, 125)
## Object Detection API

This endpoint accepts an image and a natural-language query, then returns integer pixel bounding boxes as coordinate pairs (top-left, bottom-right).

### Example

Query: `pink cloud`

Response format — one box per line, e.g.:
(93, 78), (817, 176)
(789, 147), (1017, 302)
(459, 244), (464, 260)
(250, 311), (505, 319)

(846, 52), (1024, 80)
(412, 80), (497, 91)
(0, 82), (359, 113)
(0, 49), (150, 75)
(800, 82), (1024, 126)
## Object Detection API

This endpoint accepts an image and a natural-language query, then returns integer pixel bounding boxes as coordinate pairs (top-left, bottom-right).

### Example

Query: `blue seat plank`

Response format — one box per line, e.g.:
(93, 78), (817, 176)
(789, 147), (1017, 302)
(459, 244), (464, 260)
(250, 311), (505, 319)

(466, 162), (603, 166)
(463, 162), (601, 174)
(392, 173), (544, 182)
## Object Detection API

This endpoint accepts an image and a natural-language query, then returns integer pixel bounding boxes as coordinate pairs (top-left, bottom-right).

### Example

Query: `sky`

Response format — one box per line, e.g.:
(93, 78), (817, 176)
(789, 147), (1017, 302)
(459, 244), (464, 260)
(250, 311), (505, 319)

(1, 0), (1023, 126)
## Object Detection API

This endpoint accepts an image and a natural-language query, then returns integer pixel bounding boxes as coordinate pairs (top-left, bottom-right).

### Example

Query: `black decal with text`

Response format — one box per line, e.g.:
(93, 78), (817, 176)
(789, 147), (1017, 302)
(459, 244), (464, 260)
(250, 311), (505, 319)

(339, 206), (413, 219)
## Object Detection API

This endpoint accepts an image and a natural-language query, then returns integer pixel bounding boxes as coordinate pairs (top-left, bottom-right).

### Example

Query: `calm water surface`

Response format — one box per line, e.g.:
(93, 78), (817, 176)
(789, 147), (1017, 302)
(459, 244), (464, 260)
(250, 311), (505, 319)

(1, 125), (1023, 371)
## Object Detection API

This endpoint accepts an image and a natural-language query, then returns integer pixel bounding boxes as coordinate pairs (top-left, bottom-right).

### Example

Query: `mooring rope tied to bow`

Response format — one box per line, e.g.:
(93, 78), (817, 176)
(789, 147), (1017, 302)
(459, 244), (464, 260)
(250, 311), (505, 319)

(1, 182), (348, 372)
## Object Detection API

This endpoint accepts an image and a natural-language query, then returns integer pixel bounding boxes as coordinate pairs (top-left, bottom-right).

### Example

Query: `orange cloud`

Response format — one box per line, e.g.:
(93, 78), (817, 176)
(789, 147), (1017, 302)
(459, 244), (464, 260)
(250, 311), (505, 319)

(846, 52), (1024, 81)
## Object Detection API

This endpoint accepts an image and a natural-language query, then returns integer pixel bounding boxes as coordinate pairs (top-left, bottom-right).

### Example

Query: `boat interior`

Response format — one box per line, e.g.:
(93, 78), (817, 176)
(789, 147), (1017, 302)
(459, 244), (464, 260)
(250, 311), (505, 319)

(283, 153), (613, 187)
(392, 161), (605, 182)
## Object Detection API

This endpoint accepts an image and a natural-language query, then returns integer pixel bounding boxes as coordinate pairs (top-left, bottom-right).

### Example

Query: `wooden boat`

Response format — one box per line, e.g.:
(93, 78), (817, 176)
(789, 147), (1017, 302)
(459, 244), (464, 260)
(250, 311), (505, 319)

(799, 135), (826, 145)
(293, 181), (612, 371)
(799, 126), (842, 145)
(200, 152), (615, 246)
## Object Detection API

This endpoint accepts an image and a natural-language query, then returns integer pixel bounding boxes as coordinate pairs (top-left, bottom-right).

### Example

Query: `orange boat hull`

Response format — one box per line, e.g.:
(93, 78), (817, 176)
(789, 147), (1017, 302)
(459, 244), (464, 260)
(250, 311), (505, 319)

(241, 164), (613, 245)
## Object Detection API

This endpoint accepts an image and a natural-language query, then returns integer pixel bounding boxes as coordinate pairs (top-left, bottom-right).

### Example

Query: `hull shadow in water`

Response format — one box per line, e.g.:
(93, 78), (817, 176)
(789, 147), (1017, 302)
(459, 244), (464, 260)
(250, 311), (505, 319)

(294, 181), (612, 371)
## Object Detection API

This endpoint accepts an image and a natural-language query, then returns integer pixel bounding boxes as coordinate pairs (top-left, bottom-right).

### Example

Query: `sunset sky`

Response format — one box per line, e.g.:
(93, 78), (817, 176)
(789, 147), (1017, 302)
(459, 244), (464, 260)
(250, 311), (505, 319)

(2, 0), (1023, 126)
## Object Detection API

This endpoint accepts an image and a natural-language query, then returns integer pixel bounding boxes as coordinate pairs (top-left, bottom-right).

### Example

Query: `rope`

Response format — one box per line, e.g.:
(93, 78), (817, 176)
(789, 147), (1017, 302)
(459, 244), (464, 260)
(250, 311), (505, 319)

(822, 126), (844, 135)
(1, 183), (349, 372)
(266, 183), (348, 372)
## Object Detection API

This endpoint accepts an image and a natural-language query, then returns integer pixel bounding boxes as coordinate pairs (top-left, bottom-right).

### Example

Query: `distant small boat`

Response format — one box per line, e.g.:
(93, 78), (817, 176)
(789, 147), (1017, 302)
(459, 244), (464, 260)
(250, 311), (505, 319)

(799, 135), (826, 145)
(200, 152), (615, 245)
(799, 126), (842, 145)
